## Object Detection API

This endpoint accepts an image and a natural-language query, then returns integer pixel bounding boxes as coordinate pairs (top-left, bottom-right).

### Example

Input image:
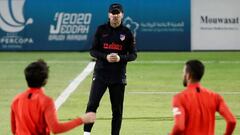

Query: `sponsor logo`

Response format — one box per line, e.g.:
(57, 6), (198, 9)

(0, 33), (33, 49)
(140, 21), (185, 32)
(201, 16), (239, 24)
(124, 17), (186, 34)
(200, 16), (239, 31)
(123, 16), (139, 37)
(0, 0), (33, 33)
(103, 43), (122, 51)
(49, 12), (92, 41)
(0, 0), (33, 49)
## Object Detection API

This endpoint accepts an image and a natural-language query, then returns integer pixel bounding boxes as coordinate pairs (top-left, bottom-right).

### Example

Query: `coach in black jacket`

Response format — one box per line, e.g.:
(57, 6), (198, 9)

(83, 3), (137, 135)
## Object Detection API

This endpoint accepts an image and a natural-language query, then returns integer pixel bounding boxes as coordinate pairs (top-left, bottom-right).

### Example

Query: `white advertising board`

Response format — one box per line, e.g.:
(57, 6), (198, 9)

(191, 0), (240, 50)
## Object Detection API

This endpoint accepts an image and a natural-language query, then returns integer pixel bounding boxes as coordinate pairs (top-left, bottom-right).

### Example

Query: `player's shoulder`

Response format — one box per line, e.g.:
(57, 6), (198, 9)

(207, 89), (222, 99)
(96, 23), (111, 34)
(177, 88), (189, 95)
(173, 90), (186, 100)
(11, 92), (25, 104)
(38, 93), (55, 110)
(98, 23), (109, 30)
(173, 88), (192, 101)
(172, 90), (187, 106)
(202, 88), (225, 104)
(40, 93), (53, 103)
(121, 25), (131, 32)
(201, 87), (219, 96)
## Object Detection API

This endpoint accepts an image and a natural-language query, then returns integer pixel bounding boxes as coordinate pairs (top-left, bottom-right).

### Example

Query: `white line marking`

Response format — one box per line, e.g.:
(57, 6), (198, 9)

(128, 91), (240, 95)
(0, 60), (90, 64)
(55, 62), (95, 110)
(132, 60), (240, 64)
(128, 91), (178, 95)
(1, 60), (240, 64)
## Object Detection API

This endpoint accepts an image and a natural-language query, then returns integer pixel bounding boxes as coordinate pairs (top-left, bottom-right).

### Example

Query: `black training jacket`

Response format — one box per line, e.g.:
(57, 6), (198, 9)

(90, 22), (137, 84)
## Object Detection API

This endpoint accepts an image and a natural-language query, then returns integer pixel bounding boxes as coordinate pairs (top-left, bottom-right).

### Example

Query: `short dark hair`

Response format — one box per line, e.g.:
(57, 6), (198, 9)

(24, 59), (49, 88)
(185, 60), (205, 82)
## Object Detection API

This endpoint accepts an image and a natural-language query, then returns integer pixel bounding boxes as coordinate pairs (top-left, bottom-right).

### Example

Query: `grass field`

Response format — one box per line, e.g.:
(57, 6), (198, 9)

(0, 52), (239, 135)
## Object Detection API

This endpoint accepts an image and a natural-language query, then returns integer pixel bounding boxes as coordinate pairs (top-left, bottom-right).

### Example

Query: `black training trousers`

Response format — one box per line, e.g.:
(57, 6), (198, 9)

(84, 77), (125, 135)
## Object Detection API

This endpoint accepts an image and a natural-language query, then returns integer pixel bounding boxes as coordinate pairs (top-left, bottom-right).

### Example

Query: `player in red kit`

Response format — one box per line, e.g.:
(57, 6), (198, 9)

(170, 60), (236, 135)
(11, 59), (96, 135)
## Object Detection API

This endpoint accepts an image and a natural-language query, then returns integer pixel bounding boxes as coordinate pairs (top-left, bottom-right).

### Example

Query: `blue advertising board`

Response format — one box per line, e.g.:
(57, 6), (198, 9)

(0, 0), (190, 51)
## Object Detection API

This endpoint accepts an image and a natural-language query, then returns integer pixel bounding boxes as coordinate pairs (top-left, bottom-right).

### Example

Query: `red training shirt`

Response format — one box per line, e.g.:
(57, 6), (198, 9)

(11, 88), (83, 135)
(170, 83), (236, 135)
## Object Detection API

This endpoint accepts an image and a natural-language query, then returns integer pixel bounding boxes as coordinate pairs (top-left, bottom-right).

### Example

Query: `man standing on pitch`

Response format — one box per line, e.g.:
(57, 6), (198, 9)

(11, 59), (96, 135)
(84, 3), (137, 135)
(170, 60), (236, 135)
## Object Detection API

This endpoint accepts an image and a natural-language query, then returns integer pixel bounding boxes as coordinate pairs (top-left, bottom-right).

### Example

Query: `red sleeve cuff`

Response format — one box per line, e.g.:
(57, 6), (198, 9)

(78, 117), (84, 125)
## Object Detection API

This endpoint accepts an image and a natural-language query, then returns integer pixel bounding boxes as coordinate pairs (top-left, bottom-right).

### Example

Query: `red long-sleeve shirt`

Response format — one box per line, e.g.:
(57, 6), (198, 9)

(11, 88), (83, 135)
(170, 83), (236, 135)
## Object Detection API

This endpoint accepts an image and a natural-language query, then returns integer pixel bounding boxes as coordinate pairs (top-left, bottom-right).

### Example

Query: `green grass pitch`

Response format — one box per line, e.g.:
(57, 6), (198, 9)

(0, 52), (239, 134)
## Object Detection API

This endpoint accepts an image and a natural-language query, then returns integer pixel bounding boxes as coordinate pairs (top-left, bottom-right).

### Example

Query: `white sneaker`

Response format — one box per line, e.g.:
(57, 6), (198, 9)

(84, 132), (91, 135)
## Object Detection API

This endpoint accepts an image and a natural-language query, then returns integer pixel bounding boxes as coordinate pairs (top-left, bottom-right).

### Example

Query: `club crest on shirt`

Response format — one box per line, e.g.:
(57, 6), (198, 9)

(120, 34), (125, 41)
